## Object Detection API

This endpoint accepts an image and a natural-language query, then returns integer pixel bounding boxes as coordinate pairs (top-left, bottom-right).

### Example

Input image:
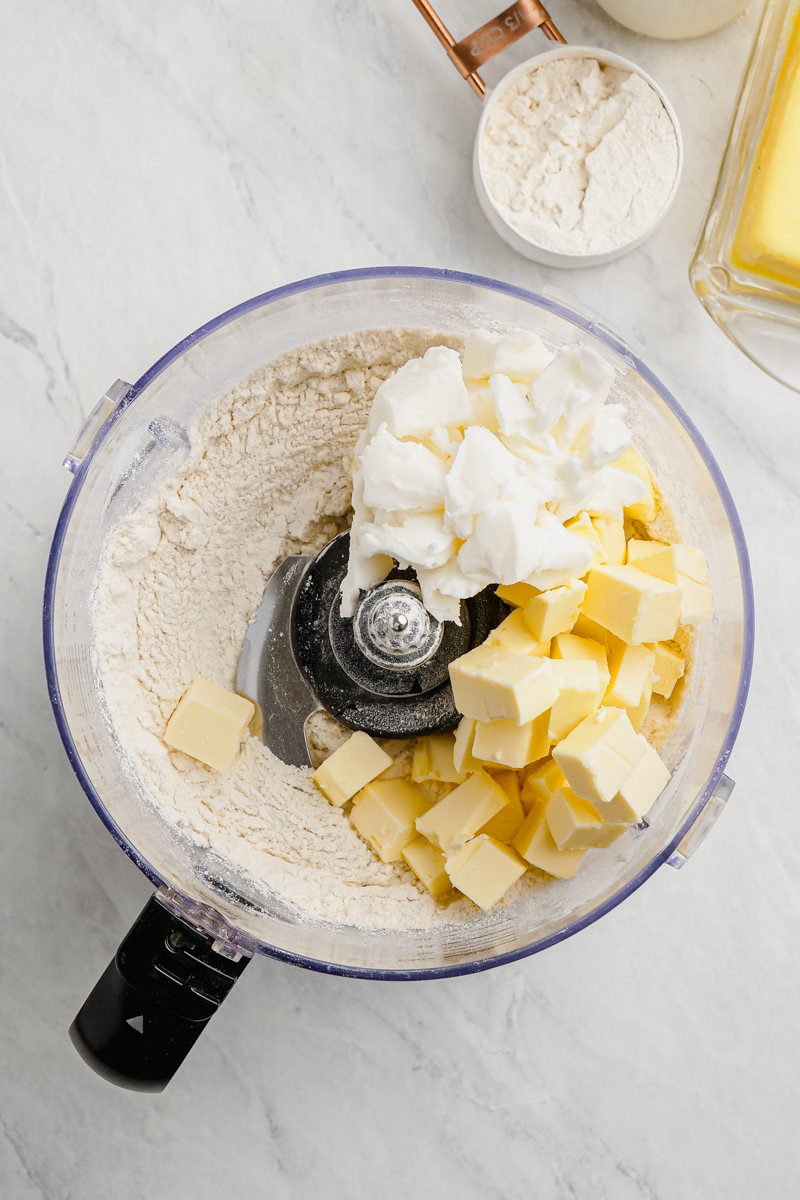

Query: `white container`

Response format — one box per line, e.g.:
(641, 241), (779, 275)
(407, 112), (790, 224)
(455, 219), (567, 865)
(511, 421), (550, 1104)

(594, 0), (751, 40)
(473, 46), (683, 269)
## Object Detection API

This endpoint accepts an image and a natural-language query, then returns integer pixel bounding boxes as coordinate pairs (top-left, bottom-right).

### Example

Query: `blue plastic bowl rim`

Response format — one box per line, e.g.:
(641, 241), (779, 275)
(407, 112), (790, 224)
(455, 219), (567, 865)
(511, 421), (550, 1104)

(43, 265), (755, 981)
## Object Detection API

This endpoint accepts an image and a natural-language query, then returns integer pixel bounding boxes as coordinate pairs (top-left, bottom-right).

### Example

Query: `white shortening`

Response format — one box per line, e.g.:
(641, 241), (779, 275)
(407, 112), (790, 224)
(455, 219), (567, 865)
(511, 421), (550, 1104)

(341, 329), (643, 624)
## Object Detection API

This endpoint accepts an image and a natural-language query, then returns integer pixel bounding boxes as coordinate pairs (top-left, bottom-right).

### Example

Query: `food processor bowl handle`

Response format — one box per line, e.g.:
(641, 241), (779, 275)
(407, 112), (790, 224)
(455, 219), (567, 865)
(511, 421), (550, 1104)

(69, 894), (250, 1092)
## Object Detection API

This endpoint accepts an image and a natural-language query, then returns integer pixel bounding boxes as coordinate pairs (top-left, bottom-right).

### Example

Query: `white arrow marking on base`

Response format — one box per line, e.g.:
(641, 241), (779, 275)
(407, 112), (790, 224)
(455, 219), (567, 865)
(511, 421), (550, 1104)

(126, 1014), (144, 1034)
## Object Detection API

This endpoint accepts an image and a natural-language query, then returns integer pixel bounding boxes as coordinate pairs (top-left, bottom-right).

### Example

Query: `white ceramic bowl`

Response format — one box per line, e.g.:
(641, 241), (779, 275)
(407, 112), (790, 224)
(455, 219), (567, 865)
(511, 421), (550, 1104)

(473, 46), (684, 268)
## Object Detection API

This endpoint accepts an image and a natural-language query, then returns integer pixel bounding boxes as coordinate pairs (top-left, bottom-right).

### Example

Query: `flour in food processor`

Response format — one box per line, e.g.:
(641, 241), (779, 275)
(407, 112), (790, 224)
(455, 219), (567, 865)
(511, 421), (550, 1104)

(98, 327), (694, 927)
(98, 329), (544, 928)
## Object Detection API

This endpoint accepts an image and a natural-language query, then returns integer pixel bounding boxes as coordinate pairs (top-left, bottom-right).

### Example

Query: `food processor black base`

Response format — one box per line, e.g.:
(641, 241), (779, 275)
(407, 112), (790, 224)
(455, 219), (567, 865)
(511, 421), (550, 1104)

(69, 895), (249, 1091)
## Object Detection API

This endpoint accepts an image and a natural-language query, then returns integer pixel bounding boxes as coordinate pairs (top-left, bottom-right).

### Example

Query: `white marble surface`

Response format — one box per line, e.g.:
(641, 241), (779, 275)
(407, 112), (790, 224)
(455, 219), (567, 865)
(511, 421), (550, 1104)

(1, 0), (798, 1195)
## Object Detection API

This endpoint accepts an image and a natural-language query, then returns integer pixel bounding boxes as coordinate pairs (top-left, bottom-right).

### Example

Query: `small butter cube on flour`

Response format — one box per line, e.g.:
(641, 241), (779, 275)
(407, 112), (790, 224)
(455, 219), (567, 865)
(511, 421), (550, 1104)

(548, 659), (603, 743)
(487, 608), (550, 656)
(550, 632), (611, 695)
(472, 713), (550, 770)
(313, 730), (392, 807)
(552, 706), (647, 806)
(349, 779), (429, 862)
(402, 836), (453, 898)
(626, 538), (667, 565)
(477, 770), (526, 843)
(604, 642), (655, 710)
(581, 565), (682, 645)
(496, 581), (542, 609)
(513, 801), (586, 879)
(652, 642), (685, 699)
(593, 740), (671, 823)
(164, 678), (255, 772)
(521, 758), (565, 813)
(416, 769), (508, 854)
(445, 835), (527, 910)
(591, 517), (626, 566)
(546, 787), (631, 850)
(449, 645), (558, 725)
(614, 447), (657, 523)
(564, 512), (606, 573)
(523, 579), (587, 641)
(412, 733), (467, 784)
(634, 543), (709, 586)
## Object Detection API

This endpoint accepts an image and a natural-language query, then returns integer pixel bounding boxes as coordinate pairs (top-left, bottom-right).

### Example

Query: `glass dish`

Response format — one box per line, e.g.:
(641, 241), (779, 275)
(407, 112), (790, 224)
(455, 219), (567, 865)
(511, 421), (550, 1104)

(690, 0), (800, 392)
(45, 267), (754, 980)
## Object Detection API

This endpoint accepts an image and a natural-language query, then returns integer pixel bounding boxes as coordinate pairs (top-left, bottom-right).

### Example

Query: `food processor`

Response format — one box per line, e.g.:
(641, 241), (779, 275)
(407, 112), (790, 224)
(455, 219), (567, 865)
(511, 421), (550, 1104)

(44, 267), (754, 1091)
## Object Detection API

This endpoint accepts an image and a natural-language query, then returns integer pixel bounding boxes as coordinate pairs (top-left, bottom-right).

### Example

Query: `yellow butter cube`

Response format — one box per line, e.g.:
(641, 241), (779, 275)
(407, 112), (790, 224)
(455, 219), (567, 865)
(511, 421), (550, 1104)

(402, 835), (453, 898)
(312, 730), (393, 807)
(548, 659), (603, 743)
(591, 517), (626, 566)
(446, 835), (528, 911)
(678, 575), (713, 625)
(495, 769), (522, 804)
(582, 565), (682, 645)
(570, 613), (618, 653)
(472, 712), (550, 770)
(652, 642), (685, 699)
(564, 512), (606, 573)
(614, 447), (657, 523)
(416, 769), (508, 854)
(452, 716), (494, 774)
(523, 579), (587, 642)
(477, 770), (526, 842)
(520, 758), (565, 813)
(487, 609), (550, 656)
(552, 706), (647, 806)
(449, 645), (558, 725)
(635, 542), (708, 586)
(627, 677), (652, 733)
(349, 779), (429, 862)
(550, 632), (610, 694)
(545, 787), (631, 851)
(412, 733), (467, 784)
(626, 538), (667, 565)
(604, 642), (655, 709)
(164, 678), (255, 771)
(496, 581), (541, 608)
(593, 740), (671, 822)
(512, 801), (586, 879)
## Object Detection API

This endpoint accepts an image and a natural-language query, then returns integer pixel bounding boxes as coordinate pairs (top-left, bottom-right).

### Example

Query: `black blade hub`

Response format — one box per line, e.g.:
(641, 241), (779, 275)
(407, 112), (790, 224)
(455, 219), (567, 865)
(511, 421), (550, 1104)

(292, 532), (509, 738)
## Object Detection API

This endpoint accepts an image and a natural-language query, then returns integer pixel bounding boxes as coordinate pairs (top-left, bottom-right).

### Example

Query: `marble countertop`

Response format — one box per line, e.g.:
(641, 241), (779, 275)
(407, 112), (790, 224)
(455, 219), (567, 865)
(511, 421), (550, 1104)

(1, 1), (797, 1196)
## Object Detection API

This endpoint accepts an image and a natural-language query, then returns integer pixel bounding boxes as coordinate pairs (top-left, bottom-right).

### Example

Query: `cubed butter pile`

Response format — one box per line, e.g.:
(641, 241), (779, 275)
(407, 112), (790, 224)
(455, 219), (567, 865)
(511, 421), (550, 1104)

(310, 518), (704, 912)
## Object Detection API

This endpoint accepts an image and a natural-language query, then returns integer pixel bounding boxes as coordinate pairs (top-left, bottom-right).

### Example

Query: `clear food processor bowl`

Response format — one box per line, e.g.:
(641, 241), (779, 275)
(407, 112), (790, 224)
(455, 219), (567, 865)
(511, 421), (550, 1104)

(45, 268), (754, 980)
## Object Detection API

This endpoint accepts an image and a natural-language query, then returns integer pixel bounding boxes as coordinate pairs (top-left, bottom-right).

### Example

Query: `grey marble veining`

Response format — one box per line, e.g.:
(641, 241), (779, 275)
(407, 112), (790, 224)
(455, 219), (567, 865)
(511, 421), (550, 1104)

(1, 1), (798, 1197)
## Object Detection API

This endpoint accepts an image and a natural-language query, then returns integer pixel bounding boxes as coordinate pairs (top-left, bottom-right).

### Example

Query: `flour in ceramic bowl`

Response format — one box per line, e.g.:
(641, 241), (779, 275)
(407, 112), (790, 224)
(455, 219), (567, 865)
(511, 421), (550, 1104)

(98, 328), (550, 931)
(480, 57), (679, 255)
